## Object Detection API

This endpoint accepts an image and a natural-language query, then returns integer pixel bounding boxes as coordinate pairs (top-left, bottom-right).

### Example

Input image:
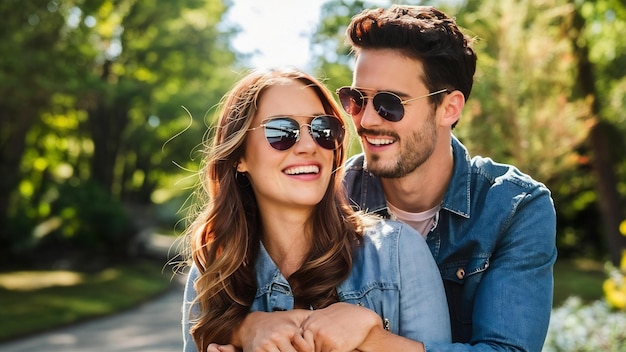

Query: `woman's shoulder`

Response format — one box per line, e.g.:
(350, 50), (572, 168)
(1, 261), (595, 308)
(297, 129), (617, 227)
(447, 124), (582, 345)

(359, 216), (426, 251)
(339, 217), (431, 293)
(361, 216), (423, 239)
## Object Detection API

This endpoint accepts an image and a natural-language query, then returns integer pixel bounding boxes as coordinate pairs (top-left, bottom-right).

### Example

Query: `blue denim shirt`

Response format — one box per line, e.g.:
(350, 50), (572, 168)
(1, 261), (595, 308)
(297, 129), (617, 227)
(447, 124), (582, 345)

(343, 135), (557, 352)
(182, 219), (451, 352)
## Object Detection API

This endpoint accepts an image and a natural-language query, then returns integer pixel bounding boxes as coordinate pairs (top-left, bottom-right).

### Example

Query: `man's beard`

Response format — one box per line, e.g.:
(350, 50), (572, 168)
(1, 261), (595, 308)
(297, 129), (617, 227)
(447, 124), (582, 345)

(364, 112), (437, 178)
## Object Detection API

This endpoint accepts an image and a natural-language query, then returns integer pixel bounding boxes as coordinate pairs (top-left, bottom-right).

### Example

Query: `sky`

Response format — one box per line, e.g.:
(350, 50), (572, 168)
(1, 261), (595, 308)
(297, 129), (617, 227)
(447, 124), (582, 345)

(224, 0), (327, 70)
(225, 1), (462, 69)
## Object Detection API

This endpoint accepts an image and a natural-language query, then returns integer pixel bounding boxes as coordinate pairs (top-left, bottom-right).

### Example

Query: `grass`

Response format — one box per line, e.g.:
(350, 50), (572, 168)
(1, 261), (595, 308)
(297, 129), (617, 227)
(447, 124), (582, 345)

(553, 257), (607, 307)
(0, 256), (609, 343)
(0, 259), (176, 342)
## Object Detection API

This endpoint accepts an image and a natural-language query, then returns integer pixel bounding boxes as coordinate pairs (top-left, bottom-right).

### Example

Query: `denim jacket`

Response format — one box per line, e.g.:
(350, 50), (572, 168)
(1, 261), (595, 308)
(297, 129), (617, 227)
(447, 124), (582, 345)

(182, 220), (451, 352)
(343, 135), (557, 352)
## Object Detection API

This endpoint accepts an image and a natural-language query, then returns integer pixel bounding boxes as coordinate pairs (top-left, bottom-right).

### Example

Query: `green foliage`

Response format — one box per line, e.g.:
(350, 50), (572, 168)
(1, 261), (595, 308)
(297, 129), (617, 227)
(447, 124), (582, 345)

(1, 178), (136, 266)
(43, 180), (134, 253)
(454, 0), (592, 184)
(73, 0), (240, 201)
(553, 258), (606, 305)
(603, 247), (626, 310)
(0, 0), (246, 261)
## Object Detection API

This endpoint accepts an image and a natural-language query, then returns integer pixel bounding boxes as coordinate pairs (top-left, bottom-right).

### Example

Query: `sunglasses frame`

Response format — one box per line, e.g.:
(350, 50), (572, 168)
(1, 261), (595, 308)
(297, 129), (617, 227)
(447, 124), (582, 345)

(248, 115), (345, 151)
(336, 86), (448, 122)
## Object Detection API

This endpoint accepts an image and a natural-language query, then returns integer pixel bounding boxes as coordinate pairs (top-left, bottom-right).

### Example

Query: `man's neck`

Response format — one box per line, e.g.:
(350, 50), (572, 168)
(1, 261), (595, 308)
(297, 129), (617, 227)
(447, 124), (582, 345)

(380, 142), (454, 213)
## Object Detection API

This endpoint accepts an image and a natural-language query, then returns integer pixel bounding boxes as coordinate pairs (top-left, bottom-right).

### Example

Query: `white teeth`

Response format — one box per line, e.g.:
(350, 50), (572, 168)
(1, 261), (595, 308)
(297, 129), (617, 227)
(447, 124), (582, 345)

(285, 165), (320, 175)
(366, 136), (394, 146)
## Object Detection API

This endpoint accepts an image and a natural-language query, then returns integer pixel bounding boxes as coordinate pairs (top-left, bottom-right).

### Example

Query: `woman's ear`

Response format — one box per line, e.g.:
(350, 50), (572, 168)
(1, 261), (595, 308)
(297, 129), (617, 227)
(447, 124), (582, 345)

(439, 90), (465, 127)
(235, 159), (247, 173)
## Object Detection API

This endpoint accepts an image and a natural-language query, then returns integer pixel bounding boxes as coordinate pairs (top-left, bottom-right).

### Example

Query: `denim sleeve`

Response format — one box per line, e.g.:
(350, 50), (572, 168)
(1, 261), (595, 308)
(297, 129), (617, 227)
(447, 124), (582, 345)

(182, 264), (200, 352)
(425, 189), (557, 352)
(396, 223), (452, 344)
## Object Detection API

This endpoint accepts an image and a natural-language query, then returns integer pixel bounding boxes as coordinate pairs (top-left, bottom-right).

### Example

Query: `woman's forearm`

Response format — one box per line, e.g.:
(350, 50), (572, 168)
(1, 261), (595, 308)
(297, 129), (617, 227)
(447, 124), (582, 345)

(358, 326), (426, 352)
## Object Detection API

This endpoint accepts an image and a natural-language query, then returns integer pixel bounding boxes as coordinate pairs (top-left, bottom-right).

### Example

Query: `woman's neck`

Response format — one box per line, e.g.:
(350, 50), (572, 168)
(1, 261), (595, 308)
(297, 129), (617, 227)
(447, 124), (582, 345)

(259, 206), (313, 278)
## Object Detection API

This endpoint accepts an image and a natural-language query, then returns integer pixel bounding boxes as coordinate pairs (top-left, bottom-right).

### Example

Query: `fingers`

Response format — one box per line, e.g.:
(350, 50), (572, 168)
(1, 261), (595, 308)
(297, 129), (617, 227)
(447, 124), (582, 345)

(273, 339), (299, 352)
(299, 303), (381, 352)
(303, 329), (315, 350)
(292, 329), (314, 352)
(207, 343), (238, 352)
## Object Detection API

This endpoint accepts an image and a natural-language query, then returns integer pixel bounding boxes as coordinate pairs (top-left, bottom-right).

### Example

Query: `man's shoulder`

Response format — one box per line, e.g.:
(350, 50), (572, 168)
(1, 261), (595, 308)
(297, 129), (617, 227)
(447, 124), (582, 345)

(343, 153), (369, 194)
(345, 153), (366, 170)
(468, 155), (548, 191)
(452, 135), (547, 191)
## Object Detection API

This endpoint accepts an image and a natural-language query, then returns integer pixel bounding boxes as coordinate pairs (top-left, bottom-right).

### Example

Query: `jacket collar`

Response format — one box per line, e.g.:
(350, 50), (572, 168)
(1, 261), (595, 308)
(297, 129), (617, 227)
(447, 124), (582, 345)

(255, 242), (290, 288)
(441, 135), (471, 218)
(359, 134), (471, 219)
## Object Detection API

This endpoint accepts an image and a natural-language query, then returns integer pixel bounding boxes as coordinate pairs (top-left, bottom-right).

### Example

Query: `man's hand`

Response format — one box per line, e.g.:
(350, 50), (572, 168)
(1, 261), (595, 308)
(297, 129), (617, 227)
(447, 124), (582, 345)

(300, 303), (381, 352)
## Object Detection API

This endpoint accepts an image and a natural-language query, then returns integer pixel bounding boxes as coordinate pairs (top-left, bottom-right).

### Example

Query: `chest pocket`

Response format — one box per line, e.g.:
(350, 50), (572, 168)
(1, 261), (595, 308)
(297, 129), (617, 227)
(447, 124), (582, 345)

(338, 282), (399, 334)
(440, 257), (490, 342)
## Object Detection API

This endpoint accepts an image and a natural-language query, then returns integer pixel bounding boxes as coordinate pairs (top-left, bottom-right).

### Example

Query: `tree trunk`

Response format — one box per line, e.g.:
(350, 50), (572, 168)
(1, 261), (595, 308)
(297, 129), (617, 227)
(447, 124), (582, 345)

(87, 60), (130, 195)
(588, 122), (626, 264)
(0, 106), (37, 240)
(570, 4), (626, 265)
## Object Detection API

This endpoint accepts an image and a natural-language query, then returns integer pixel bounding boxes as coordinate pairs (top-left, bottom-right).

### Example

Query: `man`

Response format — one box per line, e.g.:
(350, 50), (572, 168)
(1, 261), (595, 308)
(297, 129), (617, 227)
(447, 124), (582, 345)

(338, 5), (557, 351)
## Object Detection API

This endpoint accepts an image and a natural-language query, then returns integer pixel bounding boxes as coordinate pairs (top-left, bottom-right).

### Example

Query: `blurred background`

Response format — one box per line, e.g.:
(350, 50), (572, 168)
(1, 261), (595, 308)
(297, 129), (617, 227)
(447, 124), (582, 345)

(0, 0), (625, 348)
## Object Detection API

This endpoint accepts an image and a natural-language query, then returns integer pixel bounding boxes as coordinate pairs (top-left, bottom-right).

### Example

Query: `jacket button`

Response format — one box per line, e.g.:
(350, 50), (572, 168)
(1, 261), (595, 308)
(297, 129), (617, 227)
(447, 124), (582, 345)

(456, 268), (466, 279)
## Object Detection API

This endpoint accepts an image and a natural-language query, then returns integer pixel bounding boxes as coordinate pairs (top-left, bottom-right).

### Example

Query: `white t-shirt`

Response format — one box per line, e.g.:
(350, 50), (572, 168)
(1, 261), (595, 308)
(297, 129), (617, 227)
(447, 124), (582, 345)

(387, 202), (440, 238)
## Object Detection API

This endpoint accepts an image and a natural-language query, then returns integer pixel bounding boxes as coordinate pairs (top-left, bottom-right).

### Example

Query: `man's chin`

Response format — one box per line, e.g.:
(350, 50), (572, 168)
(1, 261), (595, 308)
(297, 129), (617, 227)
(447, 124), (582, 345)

(365, 157), (402, 178)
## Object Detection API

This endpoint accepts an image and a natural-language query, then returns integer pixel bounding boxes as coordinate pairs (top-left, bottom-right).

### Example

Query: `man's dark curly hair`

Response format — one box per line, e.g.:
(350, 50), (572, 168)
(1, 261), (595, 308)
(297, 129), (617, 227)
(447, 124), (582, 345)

(346, 5), (477, 105)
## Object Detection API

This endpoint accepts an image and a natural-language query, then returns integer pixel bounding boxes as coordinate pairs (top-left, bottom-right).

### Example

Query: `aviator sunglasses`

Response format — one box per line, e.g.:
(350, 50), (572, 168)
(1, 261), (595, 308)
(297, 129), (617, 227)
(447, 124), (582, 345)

(248, 115), (345, 151)
(336, 86), (448, 122)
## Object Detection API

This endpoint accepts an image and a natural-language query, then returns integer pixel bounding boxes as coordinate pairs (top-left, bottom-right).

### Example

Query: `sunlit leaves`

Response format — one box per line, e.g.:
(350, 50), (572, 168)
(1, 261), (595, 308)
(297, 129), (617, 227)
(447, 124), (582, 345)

(453, 0), (593, 185)
(1, 0), (243, 254)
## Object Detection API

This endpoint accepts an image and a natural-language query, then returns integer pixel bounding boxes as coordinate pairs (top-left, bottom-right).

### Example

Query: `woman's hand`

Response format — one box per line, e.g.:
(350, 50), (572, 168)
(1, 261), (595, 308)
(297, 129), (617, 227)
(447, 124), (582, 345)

(207, 343), (240, 352)
(233, 310), (314, 352)
(300, 303), (381, 352)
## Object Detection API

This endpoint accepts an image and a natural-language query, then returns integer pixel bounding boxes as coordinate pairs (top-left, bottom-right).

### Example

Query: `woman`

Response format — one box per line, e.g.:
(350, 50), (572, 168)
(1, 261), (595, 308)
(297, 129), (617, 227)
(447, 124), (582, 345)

(182, 67), (450, 352)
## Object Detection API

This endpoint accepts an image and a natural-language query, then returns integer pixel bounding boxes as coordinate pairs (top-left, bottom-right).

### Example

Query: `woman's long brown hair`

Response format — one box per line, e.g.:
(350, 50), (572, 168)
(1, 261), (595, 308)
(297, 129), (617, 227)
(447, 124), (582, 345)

(184, 68), (365, 351)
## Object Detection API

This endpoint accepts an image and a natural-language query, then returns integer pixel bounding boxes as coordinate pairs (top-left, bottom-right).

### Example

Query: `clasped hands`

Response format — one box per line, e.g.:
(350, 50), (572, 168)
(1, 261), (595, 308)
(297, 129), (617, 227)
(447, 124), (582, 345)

(207, 302), (382, 352)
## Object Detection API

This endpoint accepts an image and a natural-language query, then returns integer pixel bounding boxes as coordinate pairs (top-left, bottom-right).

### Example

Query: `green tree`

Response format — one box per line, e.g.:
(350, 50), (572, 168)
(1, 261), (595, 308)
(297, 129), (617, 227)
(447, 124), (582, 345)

(565, 0), (626, 265)
(75, 0), (239, 201)
(0, 0), (243, 261)
(0, 0), (106, 250)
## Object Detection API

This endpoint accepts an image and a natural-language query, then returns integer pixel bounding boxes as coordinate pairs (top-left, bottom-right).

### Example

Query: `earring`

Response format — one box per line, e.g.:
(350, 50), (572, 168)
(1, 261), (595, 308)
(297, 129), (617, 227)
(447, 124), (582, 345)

(235, 170), (250, 188)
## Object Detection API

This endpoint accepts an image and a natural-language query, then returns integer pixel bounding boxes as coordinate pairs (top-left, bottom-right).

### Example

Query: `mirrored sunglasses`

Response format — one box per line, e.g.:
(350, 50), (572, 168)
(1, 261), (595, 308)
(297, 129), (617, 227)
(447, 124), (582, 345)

(248, 115), (345, 151)
(336, 87), (448, 122)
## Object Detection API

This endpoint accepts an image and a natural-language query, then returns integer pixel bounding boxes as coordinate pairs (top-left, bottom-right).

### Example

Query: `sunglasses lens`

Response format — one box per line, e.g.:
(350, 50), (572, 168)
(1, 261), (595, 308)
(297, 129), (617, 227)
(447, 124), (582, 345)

(372, 93), (404, 122)
(337, 87), (364, 115)
(264, 118), (299, 150)
(310, 115), (345, 150)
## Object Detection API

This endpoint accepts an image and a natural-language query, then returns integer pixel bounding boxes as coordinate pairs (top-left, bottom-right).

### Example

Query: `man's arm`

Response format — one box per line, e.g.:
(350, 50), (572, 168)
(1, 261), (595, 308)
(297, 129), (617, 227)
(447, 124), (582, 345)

(428, 189), (557, 351)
